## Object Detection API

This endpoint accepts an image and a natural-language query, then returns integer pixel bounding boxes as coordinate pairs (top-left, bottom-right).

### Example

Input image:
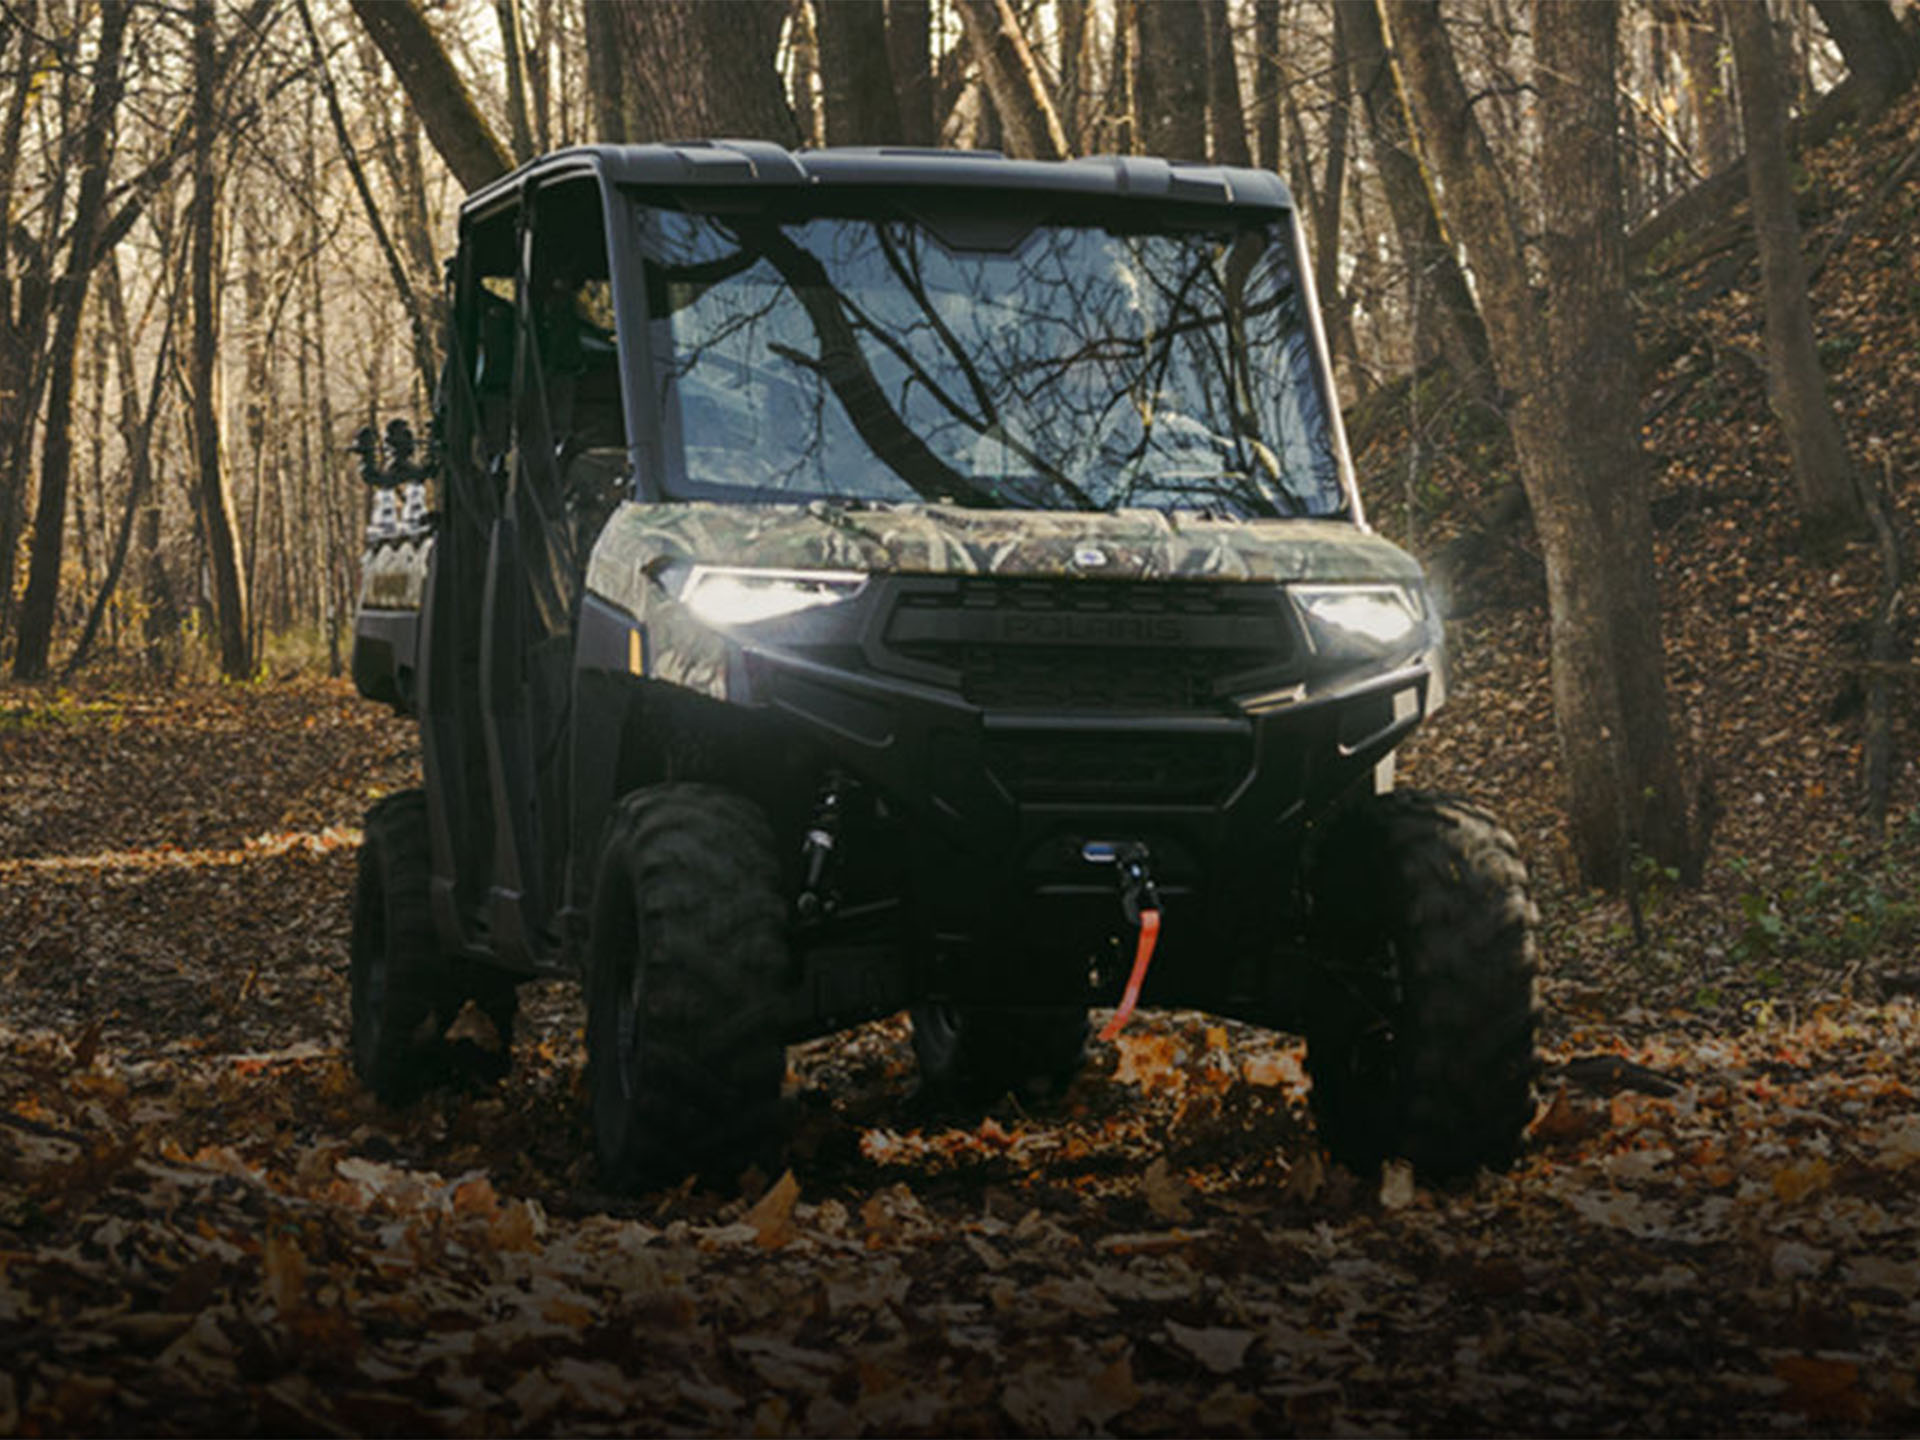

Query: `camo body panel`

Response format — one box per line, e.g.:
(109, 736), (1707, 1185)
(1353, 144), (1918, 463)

(585, 501), (1424, 702)
(588, 500), (1421, 590)
(359, 537), (433, 611)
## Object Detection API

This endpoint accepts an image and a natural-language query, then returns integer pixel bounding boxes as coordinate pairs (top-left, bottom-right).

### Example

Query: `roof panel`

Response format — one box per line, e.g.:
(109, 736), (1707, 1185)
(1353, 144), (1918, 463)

(461, 142), (1294, 221)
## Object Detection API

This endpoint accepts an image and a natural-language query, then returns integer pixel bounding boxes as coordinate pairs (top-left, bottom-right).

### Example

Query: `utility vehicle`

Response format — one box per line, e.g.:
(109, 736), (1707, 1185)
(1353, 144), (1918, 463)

(349, 141), (1537, 1189)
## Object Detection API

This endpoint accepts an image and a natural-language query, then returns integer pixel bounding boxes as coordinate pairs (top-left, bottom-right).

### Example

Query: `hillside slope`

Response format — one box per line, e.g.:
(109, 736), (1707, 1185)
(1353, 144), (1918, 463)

(1364, 86), (1920, 1037)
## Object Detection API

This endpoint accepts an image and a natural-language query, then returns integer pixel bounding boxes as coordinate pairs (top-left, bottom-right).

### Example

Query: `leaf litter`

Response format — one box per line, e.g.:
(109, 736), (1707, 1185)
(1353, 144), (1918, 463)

(3, 681), (1920, 1435)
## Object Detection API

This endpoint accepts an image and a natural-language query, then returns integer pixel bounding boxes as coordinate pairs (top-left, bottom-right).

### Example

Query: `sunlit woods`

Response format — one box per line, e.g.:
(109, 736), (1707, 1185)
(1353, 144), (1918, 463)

(0, 1), (1907, 845)
(0, 0), (491, 681)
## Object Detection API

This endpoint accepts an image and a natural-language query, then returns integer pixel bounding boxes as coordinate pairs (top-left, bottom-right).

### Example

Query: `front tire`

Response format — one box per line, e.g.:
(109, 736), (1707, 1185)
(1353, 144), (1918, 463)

(1303, 790), (1538, 1179)
(350, 790), (463, 1103)
(586, 784), (789, 1192)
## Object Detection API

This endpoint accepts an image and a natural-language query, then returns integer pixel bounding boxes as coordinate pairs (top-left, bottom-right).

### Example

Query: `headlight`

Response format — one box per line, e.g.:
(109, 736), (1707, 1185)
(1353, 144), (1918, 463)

(1291, 583), (1429, 658)
(679, 565), (868, 626)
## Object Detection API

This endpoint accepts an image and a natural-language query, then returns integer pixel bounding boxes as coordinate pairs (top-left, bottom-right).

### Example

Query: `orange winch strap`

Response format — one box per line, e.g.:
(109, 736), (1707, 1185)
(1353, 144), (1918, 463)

(1097, 907), (1161, 1042)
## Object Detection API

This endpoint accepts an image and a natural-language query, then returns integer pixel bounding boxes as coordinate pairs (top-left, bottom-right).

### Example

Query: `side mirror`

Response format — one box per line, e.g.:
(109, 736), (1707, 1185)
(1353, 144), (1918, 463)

(353, 417), (434, 542)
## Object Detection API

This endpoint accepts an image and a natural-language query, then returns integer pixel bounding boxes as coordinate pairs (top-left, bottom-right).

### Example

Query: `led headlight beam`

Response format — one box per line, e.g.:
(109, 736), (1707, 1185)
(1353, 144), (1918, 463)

(680, 565), (869, 626)
(1291, 583), (1427, 657)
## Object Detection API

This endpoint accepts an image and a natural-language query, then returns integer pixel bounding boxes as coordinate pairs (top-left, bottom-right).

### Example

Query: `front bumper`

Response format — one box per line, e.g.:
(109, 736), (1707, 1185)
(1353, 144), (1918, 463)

(581, 569), (1436, 1015)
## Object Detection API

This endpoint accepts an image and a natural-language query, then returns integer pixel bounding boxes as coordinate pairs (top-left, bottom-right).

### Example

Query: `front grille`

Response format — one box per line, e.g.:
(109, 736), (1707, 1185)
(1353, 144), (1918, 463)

(985, 731), (1251, 804)
(884, 577), (1291, 713)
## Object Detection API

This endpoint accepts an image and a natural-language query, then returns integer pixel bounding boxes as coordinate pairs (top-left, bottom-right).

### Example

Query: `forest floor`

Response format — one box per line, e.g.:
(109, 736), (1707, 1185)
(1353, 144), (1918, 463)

(4, 90), (1920, 1440)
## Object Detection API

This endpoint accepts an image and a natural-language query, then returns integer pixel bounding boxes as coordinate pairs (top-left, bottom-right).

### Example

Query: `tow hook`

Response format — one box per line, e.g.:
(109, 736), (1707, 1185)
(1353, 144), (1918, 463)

(1084, 842), (1162, 1040)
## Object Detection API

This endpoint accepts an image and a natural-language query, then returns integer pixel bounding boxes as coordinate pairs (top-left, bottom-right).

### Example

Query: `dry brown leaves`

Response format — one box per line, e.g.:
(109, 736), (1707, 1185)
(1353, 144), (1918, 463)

(1, 671), (1918, 1435)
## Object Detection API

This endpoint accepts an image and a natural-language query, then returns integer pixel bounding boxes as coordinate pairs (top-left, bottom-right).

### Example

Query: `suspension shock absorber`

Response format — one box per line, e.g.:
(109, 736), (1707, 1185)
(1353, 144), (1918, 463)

(796, 770), (847, 921)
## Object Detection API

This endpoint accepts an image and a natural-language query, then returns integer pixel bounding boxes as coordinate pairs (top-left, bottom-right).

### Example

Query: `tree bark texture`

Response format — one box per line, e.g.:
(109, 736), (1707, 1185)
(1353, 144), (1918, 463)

(494, 0), (537, 163)
(1056, 0), (1091, 150)
(1335, 0), (1492, 399)
(1670, 1), (1735, 176)
(886, 0), (937, 147)
(1312, 8), (1361, 392)
(0, 0), (56, 648)
(952, 0), (1070, 159)
(1107, 0), (1140, 153)
(789, 0), (823, 147)
(818, 0), (903, 145)
(1136, 0), (1208, 159)
(1725, 0), (1864, 540)
(1252, 0), (1282, 171)
(1387, 0), (1695, 889)
(1202, 0), (1252, 166)
(12, 0), (129, 680)
(350, 0), (513, 190)
(190, 0), (252, 681)
(1810, 0), (1917, 110)
(585, 0), (796, 146)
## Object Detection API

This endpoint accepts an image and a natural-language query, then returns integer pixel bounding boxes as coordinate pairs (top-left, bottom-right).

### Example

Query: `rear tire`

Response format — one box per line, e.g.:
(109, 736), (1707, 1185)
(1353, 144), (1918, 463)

(586, 784), (789, 1192)
(350, 790), (464, 1103)
(911, 1002), (1089, 1111)
(1303, 789), (1538, 1179)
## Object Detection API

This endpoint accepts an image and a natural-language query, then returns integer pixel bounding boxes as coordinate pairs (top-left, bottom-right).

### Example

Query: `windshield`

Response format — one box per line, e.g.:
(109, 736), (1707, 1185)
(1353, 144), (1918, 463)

(641, 205), (1346, 518)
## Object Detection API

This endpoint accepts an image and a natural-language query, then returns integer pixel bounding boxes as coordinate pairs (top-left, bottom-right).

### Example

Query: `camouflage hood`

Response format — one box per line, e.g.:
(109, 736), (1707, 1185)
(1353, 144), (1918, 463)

(586, 500), (1423, 601)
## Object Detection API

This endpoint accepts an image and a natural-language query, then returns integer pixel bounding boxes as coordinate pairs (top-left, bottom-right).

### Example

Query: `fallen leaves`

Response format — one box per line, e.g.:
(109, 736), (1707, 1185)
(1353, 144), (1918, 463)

(1142, 1154), (1194, 1222)
(743, 1169), (801, 1250)
(1166, 1319), (1256, 1375)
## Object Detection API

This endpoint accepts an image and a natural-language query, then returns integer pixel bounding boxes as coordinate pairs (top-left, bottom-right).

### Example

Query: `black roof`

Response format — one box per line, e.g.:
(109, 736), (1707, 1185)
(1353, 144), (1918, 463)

(460, 141), (1295, 222)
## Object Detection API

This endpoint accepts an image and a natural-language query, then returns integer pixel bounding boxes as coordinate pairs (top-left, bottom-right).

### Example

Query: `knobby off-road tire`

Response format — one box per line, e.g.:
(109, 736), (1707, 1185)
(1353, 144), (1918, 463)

(910, 1002), (1090, 1111)
(587, 784), (789, 1192)
(1304, 789), (1538, 1180)
(351, 791), (519, 1101)
(350, 790), (459, 1103)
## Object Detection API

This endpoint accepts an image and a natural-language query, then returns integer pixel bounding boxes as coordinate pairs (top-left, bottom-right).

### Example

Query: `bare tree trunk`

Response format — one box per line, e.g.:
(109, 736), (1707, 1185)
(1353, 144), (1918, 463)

(887, 0), (937, 147)
(953, 0), (1070, 159)
(13, 0), (129, 680)
(1136, 0), (1208, 159)
(1387, 0), (1696, 889)
(818, 0), (903, 145)
(1202, 0), (1253, 165)
(1, 1), (63, 652)
(1107, 0), (1140, 153)
(303, 126), (346, 678)
(1252, 0), (1282, 171)
(1811, 0), (1917, 109)
(64, 252), (173, 677)
(350, 0), (513, 190)
(1726, 0), (1865, 543)
(1312, 8), (1362, 393)
(1055, 0), (1087, 149)
(586, 0), (797, 145)
(789, 0), (823, 148)
(1674, 2), (1735, 175)
(190, 0), (251, 681)
(1336, 0), (1493, 399)
(360, 28), (446, 354)
(494, 0), (537, 162)
(241, 210), (274, 664)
